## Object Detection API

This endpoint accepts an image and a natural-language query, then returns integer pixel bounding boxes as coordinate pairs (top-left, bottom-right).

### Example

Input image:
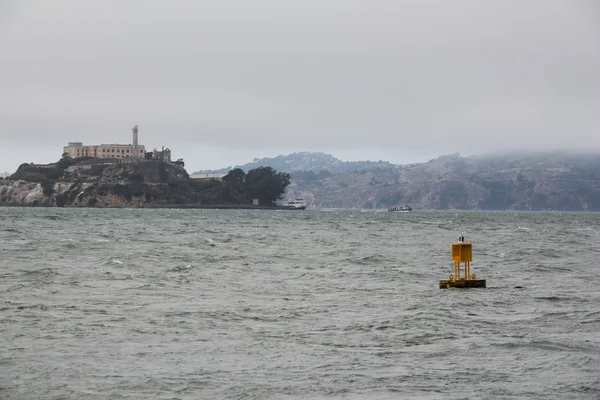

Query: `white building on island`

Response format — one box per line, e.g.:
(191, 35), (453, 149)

(63, 125), (146, 159)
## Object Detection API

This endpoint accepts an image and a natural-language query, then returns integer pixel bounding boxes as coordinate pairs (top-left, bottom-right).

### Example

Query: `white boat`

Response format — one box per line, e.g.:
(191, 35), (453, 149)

(280, 198), (307, 210)
(388, 205), (412, 212)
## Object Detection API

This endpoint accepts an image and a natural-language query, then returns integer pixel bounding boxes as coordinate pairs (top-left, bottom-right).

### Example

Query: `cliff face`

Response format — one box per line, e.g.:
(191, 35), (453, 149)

(0, 159), (191, 208)
(284, 152), (600, 211)
(0, 181), (48, 206)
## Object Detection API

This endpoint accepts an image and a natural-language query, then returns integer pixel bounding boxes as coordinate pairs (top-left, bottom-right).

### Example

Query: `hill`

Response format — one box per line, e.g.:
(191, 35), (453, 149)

(193, 151), (396, 175)
(282, 152), (600, 211)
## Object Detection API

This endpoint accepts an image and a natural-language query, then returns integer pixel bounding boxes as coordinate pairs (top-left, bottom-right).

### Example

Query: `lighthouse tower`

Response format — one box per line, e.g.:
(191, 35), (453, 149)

(132, 124), (139, 158)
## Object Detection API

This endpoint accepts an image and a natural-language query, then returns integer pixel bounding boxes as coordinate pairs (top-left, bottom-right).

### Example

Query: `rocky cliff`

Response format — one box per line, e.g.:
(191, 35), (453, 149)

(0, 158), (191, 207)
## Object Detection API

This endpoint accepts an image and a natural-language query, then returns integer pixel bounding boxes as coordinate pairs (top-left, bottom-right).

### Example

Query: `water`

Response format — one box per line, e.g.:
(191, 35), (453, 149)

(1, 208), (600, 399)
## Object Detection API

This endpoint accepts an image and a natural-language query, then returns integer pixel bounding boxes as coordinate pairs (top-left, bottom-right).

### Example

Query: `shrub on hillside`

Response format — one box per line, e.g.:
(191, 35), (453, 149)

(90, 165), (105, 176)
(129, 173), (143, 182)
(58, 157), (76, 170)
(55, 193), (68, 207)
(42, 180), (55, 197)
(10, 164), (63, 182)
(130, 182), (145, 197)
(45, 168), (62, 180)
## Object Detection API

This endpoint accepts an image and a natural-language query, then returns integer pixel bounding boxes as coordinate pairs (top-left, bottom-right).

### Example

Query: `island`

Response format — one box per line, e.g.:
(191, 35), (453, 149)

(0, 157), (292, 209)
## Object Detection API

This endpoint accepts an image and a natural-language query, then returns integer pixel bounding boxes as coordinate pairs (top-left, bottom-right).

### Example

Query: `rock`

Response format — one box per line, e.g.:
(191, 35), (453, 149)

(1, 158), (193, 208)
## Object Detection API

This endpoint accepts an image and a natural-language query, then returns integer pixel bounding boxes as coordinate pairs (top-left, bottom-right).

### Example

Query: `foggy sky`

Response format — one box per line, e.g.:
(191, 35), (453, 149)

(1, 0), (599, 173)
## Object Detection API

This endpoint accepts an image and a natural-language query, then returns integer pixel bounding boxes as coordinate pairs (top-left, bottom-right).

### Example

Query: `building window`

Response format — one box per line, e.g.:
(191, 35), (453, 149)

(126, 149), (129, 153)
(112, 149), (115, 152)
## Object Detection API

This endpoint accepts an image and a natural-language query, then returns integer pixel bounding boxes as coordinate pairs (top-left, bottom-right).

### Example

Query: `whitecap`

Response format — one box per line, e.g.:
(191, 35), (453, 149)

(169, 264), (193, 272)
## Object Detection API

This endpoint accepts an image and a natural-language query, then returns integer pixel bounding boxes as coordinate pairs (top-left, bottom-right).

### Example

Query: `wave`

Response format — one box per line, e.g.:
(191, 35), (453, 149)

(491, 339), (591, 352)
(39, 215), (65, 221)
(168, 264), (193, 272)
(22, 267), (57, 276)
(526, 264), (574, 273)
(204, 238), (217, 247)
(345, 255), (395, 266)
(535, 296), (570, 302)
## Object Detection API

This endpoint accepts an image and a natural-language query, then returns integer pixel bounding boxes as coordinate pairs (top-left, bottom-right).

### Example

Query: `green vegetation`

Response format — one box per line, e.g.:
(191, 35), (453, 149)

(10, 165), (63, 182)
(41, 180), (55, 197)
(244, 167), (291, 205)
(58, 157), (77, 170)
(128, 172), (143, 182)
(290, 170), (332, 181)
(55, 193), (68, 207)
(191, 166), (291, 206)
(222, 168), (245, 183)
(90, 165), (105, 176)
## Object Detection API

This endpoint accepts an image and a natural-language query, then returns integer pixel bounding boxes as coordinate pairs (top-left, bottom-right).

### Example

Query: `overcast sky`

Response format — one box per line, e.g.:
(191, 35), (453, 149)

(1, 0), (599, 174)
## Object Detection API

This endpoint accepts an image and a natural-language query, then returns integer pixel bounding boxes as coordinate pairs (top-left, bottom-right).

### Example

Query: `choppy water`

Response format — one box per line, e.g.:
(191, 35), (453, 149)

(1, 208), (600, 399)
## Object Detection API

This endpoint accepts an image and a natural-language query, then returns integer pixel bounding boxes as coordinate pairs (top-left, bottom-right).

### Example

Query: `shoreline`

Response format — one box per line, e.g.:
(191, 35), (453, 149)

(0, 203), (307, 210)
(142, 204), (306, 210)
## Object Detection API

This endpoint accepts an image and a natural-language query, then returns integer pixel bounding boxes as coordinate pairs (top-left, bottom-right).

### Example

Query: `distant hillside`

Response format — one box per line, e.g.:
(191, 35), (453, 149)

(193, 151), (600, 211)
(194, 151), (396, 175)
(281, 152), (600, 211)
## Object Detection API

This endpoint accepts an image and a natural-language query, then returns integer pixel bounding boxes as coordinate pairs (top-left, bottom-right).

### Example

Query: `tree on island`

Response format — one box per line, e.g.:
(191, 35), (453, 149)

(221, 166), (291, 205)
(245, 166), (291, 205)
(222, 168), (246, 183)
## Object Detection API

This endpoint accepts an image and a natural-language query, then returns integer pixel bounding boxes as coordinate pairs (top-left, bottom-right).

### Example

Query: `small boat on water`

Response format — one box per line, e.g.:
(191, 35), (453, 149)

(388, 205), (412, 212)
(279, 198), (307, 210)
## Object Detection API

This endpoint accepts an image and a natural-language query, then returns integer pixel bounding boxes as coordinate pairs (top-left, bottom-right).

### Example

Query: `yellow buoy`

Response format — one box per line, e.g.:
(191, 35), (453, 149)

(439, 234), (486, 289)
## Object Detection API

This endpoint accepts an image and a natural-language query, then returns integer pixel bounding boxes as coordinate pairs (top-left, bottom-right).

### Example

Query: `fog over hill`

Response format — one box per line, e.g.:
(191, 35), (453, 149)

(199, 151), (600, 211)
